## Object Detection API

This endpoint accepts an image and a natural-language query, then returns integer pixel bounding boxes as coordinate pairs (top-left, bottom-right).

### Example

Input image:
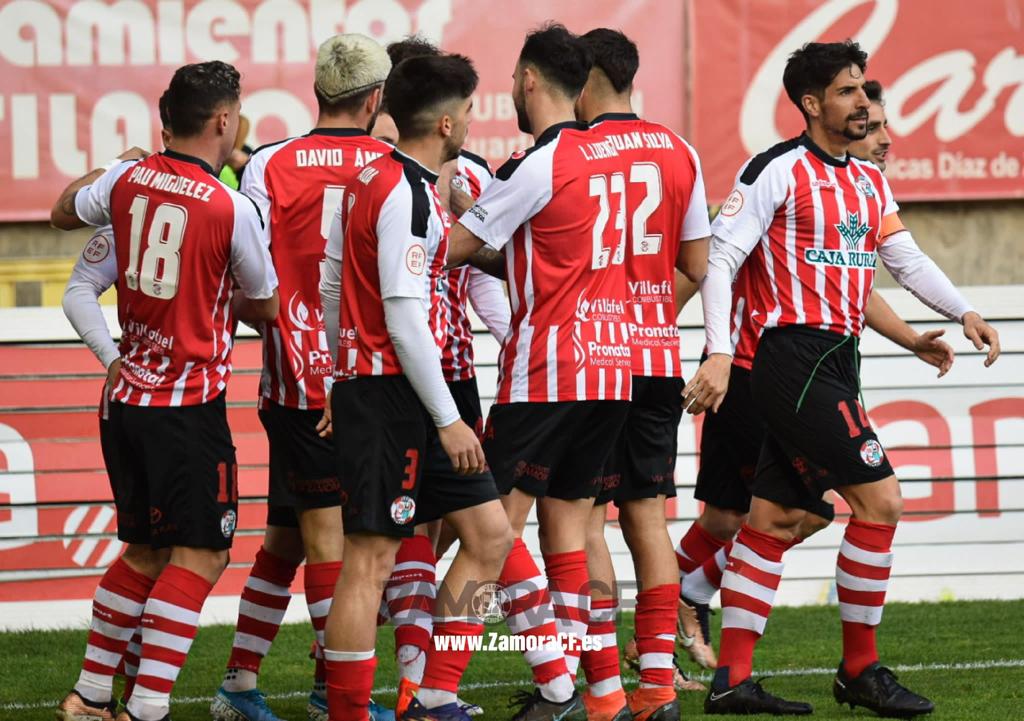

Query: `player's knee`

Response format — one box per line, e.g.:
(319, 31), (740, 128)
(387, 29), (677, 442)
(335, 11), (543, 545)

(699, 506), (746, 540)
(796, 512), (831, 540)
(463, 521), (515, 567)
(876, 494), (904, 525)
(121, 544), (170, 579)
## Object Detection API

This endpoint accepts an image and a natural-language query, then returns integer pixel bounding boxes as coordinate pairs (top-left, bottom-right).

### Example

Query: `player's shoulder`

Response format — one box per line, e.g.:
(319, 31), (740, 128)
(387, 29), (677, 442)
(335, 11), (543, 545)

(494, 121), (585, 181)
(215, 175), (266, 229)
(738, 135), (805, 185)
(458, 149), (493, 177)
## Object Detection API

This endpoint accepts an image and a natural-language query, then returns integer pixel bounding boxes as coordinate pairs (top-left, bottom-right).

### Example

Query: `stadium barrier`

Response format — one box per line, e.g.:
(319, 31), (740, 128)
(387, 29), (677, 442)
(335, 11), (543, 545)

(0, 287), (1021, 629)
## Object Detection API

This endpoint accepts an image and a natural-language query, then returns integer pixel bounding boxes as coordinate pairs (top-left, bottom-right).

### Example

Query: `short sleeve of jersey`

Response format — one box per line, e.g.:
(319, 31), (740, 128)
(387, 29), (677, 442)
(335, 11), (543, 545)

(239, 148), (273, 223)
(457, 149), (554, 252)
(74, 161), (137, 227)
(230, 192), (278, 299)
(681, 141), (711, 241)
(879, 173), (899, 217)
(710, 158), (789, 255)
(377, 181), (429, 300)
(71, 227), (119, 291)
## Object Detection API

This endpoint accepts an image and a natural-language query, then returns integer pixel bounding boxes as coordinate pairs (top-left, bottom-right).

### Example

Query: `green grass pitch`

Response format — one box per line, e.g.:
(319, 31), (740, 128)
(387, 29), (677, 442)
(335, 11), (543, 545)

(2, 600), (1022, 720)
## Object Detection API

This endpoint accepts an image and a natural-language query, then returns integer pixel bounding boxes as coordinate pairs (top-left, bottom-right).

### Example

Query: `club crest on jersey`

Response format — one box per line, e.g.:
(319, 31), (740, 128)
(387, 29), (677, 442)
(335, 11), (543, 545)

(860, 439), (885, 468)
(855, 175), (876, 198)
(390, 495), (416, 525)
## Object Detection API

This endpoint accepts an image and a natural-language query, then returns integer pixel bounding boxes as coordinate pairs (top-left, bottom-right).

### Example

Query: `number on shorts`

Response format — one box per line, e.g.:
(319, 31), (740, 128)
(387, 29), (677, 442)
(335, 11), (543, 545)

(402, 449), (419, 490)
(126, 195), (188, 299)
(837, 400), (871, 438)
(217, 461), (238, 503)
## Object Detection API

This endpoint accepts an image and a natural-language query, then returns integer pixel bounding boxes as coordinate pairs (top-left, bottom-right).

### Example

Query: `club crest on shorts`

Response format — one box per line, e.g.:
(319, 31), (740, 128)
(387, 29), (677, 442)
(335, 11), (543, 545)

(860, 439), (885, 467)
(390, 495), (416, 525)
(220, 509), (237, 538)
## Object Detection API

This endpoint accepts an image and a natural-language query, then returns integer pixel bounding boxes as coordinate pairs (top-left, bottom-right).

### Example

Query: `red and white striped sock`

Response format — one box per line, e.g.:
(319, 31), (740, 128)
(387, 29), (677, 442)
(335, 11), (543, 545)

(387, 536), (436, 684)
(223, 548), (299, 691)
(128, 565), (213, 721)
(324, 649), (376, 721)
(682, 541), (733, 605)
(675, 522), (728, 579)
(838, 519), (896, 678)
(580, 598), (622, 697)
(499, 539), (574, 702)
(718, 526), (790, 687)
(635, 583), (679, 689)
(122, 627), (143, 702)
(305, 561), (342, 700)
(418, 618), (484, 708)
(74, 559), (155, 704)
(543, 550), (591, 682)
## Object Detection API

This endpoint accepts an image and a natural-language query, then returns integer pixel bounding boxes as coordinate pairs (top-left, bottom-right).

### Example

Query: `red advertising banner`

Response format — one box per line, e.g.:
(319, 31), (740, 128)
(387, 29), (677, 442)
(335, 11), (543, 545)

(689, 0), (1024, 202)
(0, 0), (685, 221)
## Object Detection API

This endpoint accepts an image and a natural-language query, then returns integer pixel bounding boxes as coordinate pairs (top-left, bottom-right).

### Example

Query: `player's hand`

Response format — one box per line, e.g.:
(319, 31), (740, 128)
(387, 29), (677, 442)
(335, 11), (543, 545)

(317, 388), (333, 439)
(117, 146), (149, 161)
(683, 353), (731, 415)
(105, 358), (122, 391)
(910, 329), (955, 378)
(448, 181), (475, 219)
(962, 311), (1000, 367)
(438, 419), (486, 475)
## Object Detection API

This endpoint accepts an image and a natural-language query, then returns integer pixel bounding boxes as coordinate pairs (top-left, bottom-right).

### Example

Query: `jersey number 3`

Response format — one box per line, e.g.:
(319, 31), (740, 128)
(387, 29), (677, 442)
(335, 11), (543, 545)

(590, 162), (663, 270)
(126, 195), (188, 300)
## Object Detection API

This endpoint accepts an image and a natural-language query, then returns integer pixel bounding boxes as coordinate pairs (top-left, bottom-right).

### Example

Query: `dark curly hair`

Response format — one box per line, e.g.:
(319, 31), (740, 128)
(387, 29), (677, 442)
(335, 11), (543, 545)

(519, 23), (592, 98)
(783, 40), (868, 118)
(863, 79), (884, 104)
(580, 28), (639, 94)
(160, 60), (241, 138)
(384, 54), (478, 139)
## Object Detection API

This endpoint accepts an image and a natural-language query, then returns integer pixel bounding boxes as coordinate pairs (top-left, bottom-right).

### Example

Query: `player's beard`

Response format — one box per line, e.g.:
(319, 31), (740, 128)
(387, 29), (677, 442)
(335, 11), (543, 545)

(366, 107), (381, 135)
(841, 110), (870, 141)
(514, 88), (531, 134)
(442, 134), (462, 164)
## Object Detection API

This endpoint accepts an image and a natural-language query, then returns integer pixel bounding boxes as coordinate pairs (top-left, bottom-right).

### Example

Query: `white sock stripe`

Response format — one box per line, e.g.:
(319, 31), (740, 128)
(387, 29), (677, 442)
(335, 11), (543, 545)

(589, 606), (616, 624)
(682, 570), (718, 605)
(523, 647), (564, 667)
(323, 649), (374, 662)
(836, 568), (891, 592)
(655, 633), (675, 642)
(721, 571), (779, 605)
(730, 542), (786, 577)
(76, 669), (114, 693)
(839, 602), (885, 626)
(84, 644), (122, 669)
(393, 610), (433, 625)
(385, 582), (437, 602)
(839, 539), (894, 568)
(94, 587), (146, 617)
(550, 591), (590, 610)
(504, 575), (548, 600)
(238, 599), (289, 625)
(127, 686), (171, 719)
(143, 628), (194, 654)
(144, 598), (200, 627)
(391, 561), (436, 574)
(306, 597), (332, 619)
(565, 655), (581, 674)
(589, 677), (623, 696)
(639, 652), (675, 670)
(590, 632), (617, 648)
(232, 632), (272, 656)
(505, 609), (554, 634)
(722, 606), (768, 635)
(135, 658), (184, 683)
(91, 617), (139, 641)
(432, 616), (478, 624)
(245, 576), (292, 597)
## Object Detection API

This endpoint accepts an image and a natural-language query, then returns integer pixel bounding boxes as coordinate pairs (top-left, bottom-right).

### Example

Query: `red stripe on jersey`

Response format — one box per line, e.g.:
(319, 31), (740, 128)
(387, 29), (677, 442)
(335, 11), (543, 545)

(251, 132), (390, 410)
(107, 153), (246, 407)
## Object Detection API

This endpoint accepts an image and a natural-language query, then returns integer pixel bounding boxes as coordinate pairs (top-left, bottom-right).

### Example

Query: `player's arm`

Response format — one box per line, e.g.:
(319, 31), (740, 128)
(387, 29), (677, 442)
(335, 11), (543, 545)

(377, 185), (484, 474)
(230, 196), (280, 322)
(675, 141), (712, 284)
(875, 199), (999, 366)
(675, 270), (699, 316)
(467, 268), (511, 342)
(864, 290), (954, 378)
(50, 147), (149, 229)
(62, 228), (121, 388)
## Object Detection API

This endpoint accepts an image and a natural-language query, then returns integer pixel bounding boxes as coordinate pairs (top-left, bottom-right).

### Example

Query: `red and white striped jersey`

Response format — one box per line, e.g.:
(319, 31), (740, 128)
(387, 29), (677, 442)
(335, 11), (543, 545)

(242, 128), (390, 410)
(712, 134), (899, 339)
(587, 113), (711, 378)
(459, 122), (632, 404)
(333, 149), (449, 379)
(74, 150), (277, 407)
(441, 150), (506, 382)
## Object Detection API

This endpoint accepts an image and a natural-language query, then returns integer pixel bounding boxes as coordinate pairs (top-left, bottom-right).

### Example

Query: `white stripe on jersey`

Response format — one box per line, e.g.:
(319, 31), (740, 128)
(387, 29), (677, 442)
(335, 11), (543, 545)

(597, 368), (606, 400)
(615, 368), (624, 399)
(371, 352), (383, 376)
(170, 361), (194, 406)
(296, 377), (308, 411)
(642, 348), (652, 377)
(271, 328), (286, 402)
(139, 393), (151, 406)
(803, 156), (830, 330)
(663, 348), (674, 376)
(510, 224), (536, 402)
(826, 165), (853, 335)
(546, 325), (559, 402)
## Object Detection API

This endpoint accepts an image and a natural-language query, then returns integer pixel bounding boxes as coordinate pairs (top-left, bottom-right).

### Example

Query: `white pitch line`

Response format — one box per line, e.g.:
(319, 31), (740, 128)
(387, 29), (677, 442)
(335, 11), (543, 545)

(6, 658), (1023, 712)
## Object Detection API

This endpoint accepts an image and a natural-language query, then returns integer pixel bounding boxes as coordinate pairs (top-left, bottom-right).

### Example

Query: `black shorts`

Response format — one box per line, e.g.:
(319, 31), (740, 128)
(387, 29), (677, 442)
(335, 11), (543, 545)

(259, 402), (340, 528)
(693, 364), (763, 513)
(102, 394), (238, 550)
(750, 326), (894, 519)
(334, 376), (498, 538)
(595, 377), (682, 506)
(484, 400), (630, 501)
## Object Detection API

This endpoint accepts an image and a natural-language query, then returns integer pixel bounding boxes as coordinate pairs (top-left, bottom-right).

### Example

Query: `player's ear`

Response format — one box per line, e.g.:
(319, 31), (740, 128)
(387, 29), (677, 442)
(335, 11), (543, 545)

(801, 92), (821, 120)
(439, 113), (453, 139)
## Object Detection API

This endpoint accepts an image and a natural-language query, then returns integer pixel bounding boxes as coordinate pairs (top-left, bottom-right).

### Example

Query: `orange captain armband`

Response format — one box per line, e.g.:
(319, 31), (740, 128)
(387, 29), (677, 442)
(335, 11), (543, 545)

(879, 213), (905, 242)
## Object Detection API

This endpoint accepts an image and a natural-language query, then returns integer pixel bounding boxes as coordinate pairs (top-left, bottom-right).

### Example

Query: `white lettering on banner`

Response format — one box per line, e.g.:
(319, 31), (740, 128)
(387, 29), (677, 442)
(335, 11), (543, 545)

(0, 424), (37, 552)
(0, 0), (452, 67)
(739, 0), (1024, 154)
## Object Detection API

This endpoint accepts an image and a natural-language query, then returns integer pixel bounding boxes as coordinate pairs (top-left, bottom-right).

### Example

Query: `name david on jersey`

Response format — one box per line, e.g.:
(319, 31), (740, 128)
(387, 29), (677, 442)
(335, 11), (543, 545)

(295, 147), (384, 168)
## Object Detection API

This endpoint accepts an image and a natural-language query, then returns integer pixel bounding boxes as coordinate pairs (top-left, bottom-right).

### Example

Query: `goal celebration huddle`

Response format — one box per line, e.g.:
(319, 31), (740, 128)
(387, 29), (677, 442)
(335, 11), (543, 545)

(50, 22), (1000, 721)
